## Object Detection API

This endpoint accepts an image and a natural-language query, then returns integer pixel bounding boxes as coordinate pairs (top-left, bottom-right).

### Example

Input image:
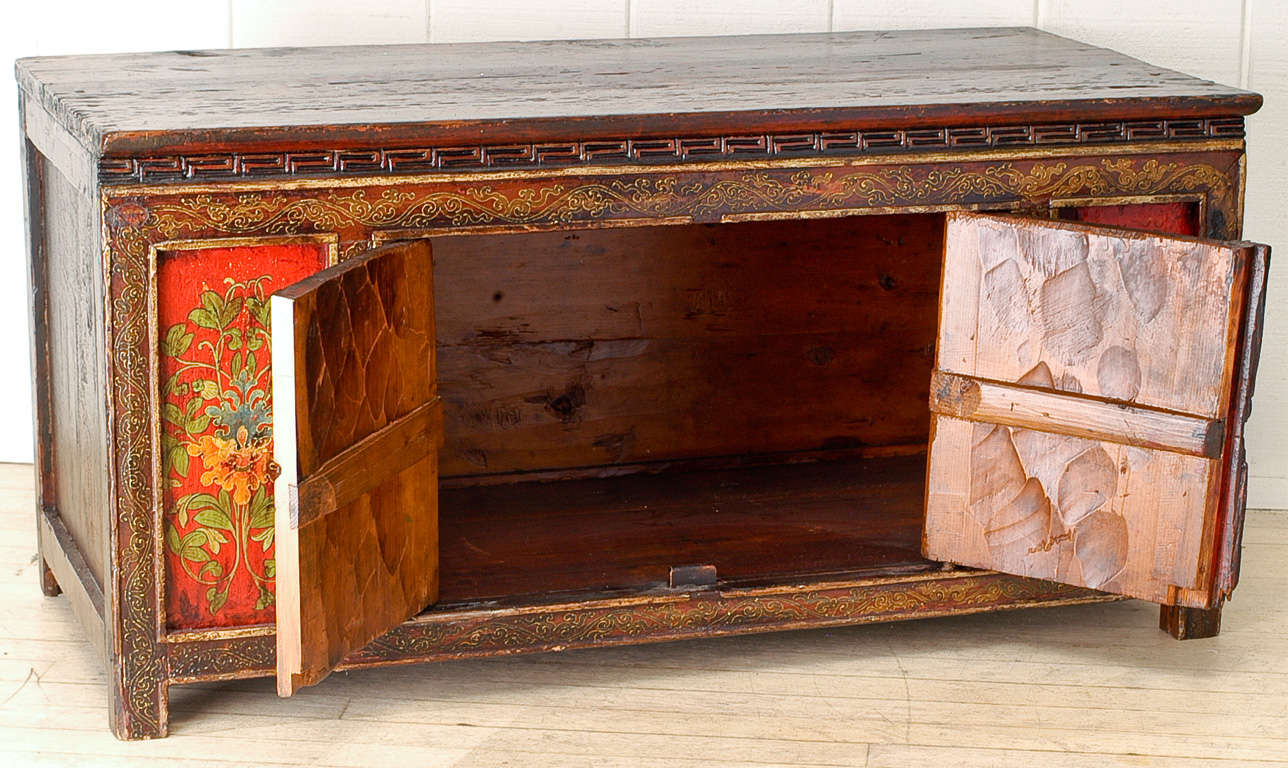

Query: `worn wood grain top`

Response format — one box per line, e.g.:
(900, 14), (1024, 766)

(15, 28), (1261, 156)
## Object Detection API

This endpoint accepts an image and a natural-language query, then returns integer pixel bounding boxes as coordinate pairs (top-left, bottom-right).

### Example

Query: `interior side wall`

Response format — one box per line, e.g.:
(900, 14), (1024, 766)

(430, 214), (944, 480)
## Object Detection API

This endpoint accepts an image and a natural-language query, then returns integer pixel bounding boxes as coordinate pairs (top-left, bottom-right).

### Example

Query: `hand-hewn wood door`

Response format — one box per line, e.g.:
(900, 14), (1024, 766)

(271, 239), (441, 696)
(925, 212), (1268, 609)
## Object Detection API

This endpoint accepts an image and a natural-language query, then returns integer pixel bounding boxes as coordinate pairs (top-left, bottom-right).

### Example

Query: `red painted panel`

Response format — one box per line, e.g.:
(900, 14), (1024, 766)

(158, 243), (329, 629)
(1063, 201), (1200, 237)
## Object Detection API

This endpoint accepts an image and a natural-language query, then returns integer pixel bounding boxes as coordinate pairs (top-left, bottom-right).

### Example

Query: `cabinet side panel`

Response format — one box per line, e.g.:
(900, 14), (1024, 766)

(43, 157), (109, 585)
(22, 130), (56, 595)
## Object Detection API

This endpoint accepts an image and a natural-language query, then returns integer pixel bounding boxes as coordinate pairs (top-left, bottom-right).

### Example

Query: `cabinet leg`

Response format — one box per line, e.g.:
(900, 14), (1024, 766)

(1159, 604), (1222, 640)
(108, 671), (169, 740)
(38, 556), (61, 597)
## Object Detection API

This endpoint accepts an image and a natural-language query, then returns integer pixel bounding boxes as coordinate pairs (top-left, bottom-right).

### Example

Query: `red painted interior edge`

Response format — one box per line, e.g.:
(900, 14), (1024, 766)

(1063, 201), (1200, 237)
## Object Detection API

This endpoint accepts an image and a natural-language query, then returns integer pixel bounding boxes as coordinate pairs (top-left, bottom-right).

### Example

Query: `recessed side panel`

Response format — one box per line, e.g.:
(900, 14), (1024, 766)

(157, 241), (330, 629)
(1058, 200), (1201, 237)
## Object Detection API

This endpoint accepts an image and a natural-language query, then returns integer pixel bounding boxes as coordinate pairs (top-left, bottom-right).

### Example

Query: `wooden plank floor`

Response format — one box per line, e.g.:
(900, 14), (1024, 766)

(1, 463), (1285, 767)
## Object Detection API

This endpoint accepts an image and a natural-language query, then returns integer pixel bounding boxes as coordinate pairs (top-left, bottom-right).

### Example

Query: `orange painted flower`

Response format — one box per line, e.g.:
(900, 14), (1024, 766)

(186, 425), (274, 505)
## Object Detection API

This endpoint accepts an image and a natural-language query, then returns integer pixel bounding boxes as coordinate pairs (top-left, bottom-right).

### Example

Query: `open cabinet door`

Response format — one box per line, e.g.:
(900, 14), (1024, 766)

(271, 240), (441, 696)
(925, 212), (1268, 609)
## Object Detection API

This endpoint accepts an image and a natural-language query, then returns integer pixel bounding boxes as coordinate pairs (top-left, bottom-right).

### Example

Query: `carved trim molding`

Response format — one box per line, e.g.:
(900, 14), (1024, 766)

(98, 118), (1245, 184)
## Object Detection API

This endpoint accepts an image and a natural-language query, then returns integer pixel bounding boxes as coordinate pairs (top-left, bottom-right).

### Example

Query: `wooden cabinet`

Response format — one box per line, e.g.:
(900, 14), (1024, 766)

(16, 28), (1270, 739)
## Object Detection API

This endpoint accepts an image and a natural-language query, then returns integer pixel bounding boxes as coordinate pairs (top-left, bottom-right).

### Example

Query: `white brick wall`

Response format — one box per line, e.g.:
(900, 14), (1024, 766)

(631, 0), (830, 36)
(5, 1), (1285, 507)
(231, 0), (429, 47)
(430, 1), (625, 42)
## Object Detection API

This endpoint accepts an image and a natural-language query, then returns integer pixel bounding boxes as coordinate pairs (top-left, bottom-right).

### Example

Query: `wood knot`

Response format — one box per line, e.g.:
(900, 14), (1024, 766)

(544, 383), (587, 422)
(806, 345), (835, 366)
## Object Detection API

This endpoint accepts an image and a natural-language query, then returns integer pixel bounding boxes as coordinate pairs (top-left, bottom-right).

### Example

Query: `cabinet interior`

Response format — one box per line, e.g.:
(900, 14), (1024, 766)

(430, 213), (946, 606)
(426, 202), (1199, 608)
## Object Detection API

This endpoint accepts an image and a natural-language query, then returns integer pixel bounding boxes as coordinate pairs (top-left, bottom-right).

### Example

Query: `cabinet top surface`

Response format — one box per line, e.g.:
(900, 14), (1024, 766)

(16, 27), (1260, 157)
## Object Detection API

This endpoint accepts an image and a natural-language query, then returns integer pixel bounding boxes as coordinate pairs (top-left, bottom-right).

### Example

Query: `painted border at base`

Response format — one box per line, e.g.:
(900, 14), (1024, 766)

(166, 570), (1116, 683)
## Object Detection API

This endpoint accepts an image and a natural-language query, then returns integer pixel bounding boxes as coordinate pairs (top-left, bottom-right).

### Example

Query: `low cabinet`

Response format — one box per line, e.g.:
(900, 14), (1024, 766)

(16, 28), (1270, 738)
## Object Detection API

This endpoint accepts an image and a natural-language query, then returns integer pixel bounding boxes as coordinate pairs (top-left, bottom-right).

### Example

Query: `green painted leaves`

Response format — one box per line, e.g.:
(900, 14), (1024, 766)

(162, 274), (280, 619)
(188, 290), (243, 331)
(163, 323), (194, 356)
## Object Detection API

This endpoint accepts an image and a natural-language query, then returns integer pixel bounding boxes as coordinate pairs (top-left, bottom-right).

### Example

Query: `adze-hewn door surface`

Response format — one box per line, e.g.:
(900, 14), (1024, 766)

(925, 212), (1267, 608)
(271, 239), (441, 695)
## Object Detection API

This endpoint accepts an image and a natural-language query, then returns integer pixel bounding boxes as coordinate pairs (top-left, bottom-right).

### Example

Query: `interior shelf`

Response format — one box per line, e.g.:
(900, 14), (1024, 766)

(436, 453), (932, 605)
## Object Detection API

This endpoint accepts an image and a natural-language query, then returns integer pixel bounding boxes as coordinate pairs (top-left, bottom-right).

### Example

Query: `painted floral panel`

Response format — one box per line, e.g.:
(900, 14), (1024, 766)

(159, 243), (329, 629)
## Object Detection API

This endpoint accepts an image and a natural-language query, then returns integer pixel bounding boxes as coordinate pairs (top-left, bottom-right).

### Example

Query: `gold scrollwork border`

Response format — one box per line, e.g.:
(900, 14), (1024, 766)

(126, 156), (1240, 241)
(165, 570), (1119, 683)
